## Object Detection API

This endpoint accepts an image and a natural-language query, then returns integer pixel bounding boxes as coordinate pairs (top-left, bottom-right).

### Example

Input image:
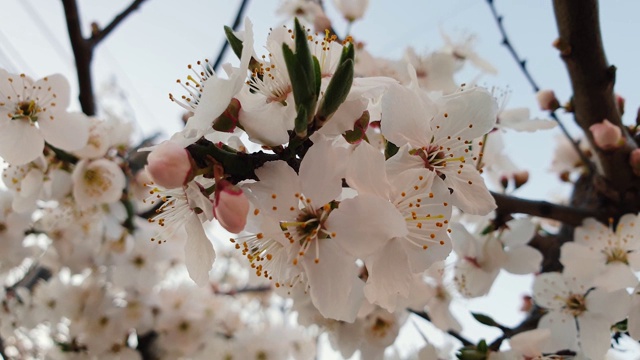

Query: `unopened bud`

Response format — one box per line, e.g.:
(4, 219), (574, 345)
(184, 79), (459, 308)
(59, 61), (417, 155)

(616, 94), (625, 116)
(499, 175), (509, 189)
(214, 180), (249, 233)
(513, 171), (529, 189)
(520, 295), (533, 312)
(536, 90), (560, 111)
(589, 119), (624, 150)
(145, 141), (193, 189)
(630, 149), (640, 177)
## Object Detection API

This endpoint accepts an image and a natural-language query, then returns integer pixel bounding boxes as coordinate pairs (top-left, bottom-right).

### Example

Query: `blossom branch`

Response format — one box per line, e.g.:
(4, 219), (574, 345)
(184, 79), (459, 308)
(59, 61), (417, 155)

(491, 191), (606, 226)
(212, 0), (251, 71)
(61, 0), (148, 115)
(486, 0), (593, 173)
(88, 0), (148, 47)
(553, 0), (639, 201)
(409, 310), (473, 346)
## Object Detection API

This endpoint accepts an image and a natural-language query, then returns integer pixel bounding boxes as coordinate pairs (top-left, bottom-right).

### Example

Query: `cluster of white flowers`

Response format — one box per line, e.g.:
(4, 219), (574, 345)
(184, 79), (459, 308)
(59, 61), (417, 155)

(4, 0), (637, 359)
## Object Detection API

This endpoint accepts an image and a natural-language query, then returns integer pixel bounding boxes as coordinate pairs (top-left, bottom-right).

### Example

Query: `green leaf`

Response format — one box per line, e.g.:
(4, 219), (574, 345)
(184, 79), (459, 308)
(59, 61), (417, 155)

(477, 340), (488, 354)
(315, 58), (354, 126)
(293, 18), (315, 90)
(343, 110), (370, 144)
(294, 105), (308, 138)
(224, 26), (244, 59)
(471, 313), (498, 327)
(313, 55), (322, 98)
(385, 140), (399, 159)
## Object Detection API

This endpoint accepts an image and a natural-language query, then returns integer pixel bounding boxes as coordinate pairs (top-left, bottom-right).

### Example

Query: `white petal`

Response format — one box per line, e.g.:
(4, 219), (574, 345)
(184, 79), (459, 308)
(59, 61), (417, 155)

(402, 231), (452, 274)
(445, 167), (496, 215)
(592, 263), (638, 291)
(363, 239), (412, 312)
(328, 194), (407, 258)
(238, 94), (293, 146)
(39, 111), (89, 151)
(533, 273), (569, 310)
(250, 161), (301, 219)
(560, 242), (604, 281)
(184, 215), (215, 286)
(501, 218), (536, 247)
(36, 74), (71, 109)
(432, 87), (498, 141)
(346, 141), (389, 198)
(299, 134), (344, 207)
(503, 246), (542, 275)
(302, 240), (363, 322)
(628, 286), (640, 340)
(380, 83), (435, 146)
(538, 312), (578, 353)
(586, 288), (630, 323)
(0, 120), (44, 165)
(498, 108), (556, 132)
(577, 314), (612, 360)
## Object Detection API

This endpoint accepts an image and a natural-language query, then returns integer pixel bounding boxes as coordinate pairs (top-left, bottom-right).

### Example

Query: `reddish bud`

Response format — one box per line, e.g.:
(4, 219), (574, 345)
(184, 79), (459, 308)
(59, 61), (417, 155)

(145, 141), (193, 189)
(589, 119), (624, 150)
(513, 171), (529, 189)
(214, 180), (249, 233)
(536, 90), (560, 111)
(630, 149), (640, 177)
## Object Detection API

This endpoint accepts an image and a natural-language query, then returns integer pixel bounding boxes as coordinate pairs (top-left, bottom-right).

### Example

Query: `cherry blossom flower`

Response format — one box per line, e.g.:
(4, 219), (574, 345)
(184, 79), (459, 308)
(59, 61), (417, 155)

(561, 214), (640, 291)
(589, 119), (624, 150)
(72, 158), (126, 210)
(381, 82), (499, 215)
(0, 70), (89, 165)
(533, 272), (630, 358)
(333, 0), (370, 22)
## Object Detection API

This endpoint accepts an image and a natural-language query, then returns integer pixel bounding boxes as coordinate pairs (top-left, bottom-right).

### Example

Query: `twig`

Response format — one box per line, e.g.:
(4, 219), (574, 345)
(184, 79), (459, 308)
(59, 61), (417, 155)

(409, 309), (473, 346)
(492, 191), (606, 226)
(212, 0), (251, 71)
(485, 0), (594, 173)
(61, 0), (148, 115)
(89, 0), (148, 47)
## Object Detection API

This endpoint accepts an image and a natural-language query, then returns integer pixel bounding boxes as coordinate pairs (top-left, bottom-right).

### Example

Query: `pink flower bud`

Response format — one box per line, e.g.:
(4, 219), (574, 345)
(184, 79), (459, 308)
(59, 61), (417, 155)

(616, 94), (625, 115)
(214, 180), (249, 233)
(589, 119), (624, 150)
(513, 171), (529, 189)
(536, 90), (560, 111)
(145, 141), (193, 189)
(630, 149), (640, 177)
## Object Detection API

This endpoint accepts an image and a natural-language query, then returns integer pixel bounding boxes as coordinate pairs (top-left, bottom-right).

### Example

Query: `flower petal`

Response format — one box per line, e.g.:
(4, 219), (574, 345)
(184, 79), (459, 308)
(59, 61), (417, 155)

(0, 120), (44, 165)
(503, 246), (542, 275)
(184, 215), (215, 286)
(38, 112), (89, 151)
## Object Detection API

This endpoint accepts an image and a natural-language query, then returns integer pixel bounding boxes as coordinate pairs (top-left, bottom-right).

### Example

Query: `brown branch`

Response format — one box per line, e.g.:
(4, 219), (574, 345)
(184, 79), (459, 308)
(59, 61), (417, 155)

(409, 310), (473, 347)
(492, 191), (606, 226)
(553, 0), (639, 202)
(61, 0), (95, 115)
(61, 0), (148, 115)
(88, 0), (148, 47)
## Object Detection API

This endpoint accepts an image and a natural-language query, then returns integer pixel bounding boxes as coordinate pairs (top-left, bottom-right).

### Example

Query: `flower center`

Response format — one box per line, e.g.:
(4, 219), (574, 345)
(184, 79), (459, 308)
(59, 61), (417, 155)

(370, 317), (392, 338)
(604, 247), (629, 265)
(564, 293), (587, 317)
(410, 146), (464, 173)
(0, 223), (6, 233)
(12, 100), (40, 122)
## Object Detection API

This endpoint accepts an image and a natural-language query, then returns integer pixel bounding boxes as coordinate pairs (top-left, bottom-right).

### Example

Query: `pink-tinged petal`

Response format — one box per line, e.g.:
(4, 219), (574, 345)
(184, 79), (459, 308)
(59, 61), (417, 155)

(592, 263), (638, 291)
(577, 314), (613, 360)
(380, 83), (435, 146)
(346, 141), (389, 198)
(538, 311), (578, 353)
(533, 273), (569, 310)
(302, 240), (363, 322)
(36, 74), (70, 109)
(445, 166), (496, 215)
(328, 194), (407, 258)
(184, 215), (215, 286)
(586, 288), (630, 323)
(363, 239), (412, 312)
(299, 134), (344, 207)
(509, 328), (550, 358)
(503, 246), (542, 275)
(249, 161), (301, 219)
(498, 108), (556, 132)
(385, 144), (425, 175)
(501, 218), (536, 247)
(453, 258), (499, 298)
(0, 120), (44, 165)
(432, 87), (498, 141)
(39, 111), (89, 151)
(426, 296), (461, 332)
(560, 242), (605, 281)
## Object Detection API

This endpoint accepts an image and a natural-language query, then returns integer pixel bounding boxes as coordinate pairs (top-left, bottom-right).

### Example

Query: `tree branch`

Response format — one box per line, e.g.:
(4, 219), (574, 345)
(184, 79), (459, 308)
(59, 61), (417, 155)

(485, 0), (593, 172)
(61, 0), (148, 115)
(88, 0), (148, 47)
(212, 0), (251, 71)
(492, 191), (606, 226)
(409, 310), (473, 347)
(553, 0), (639, 201)
(61, 0), (95, 115)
